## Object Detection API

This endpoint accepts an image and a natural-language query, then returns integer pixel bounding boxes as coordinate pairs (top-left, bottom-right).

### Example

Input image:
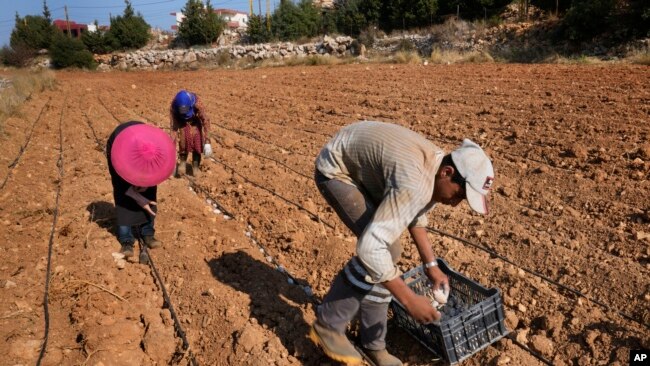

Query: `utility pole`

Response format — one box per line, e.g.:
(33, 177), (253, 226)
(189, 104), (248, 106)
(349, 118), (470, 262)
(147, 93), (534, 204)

(249, 0), (253, 16)
(266, 0), (270, 31)
(258, 0), (262, 18)
(64, 5), (71, 37)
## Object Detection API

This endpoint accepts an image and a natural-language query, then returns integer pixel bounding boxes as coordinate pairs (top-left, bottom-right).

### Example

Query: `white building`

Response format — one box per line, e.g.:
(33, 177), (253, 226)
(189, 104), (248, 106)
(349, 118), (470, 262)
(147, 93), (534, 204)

(214, 8), (249, 30)
(170, 8), (248, 32)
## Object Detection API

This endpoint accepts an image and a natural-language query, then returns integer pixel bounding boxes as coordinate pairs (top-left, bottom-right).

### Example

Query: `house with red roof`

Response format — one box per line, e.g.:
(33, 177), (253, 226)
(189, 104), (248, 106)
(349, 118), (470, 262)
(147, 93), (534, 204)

(53, 19), (88, 38)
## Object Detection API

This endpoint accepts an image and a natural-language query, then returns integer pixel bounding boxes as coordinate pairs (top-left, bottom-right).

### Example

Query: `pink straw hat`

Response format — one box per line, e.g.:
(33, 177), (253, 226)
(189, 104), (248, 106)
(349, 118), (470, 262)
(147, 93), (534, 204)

(110, 124), (176, 187)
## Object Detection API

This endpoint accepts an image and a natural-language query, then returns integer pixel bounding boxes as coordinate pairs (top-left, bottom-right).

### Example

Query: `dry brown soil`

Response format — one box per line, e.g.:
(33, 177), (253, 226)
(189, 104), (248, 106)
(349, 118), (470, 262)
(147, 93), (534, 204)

(0, 63), (649, 366)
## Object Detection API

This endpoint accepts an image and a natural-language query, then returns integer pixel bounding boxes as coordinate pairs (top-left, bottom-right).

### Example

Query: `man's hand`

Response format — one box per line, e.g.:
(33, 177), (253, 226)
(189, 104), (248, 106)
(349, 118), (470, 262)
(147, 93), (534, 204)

(383, 276), (441, 324)
(404, 294), (442, 324)
(426, 266), (450, 303)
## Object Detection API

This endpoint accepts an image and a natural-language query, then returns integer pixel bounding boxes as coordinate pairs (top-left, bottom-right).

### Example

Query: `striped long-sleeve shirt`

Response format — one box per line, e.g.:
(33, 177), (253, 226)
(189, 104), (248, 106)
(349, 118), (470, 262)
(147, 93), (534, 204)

(316, 121), (444, 287)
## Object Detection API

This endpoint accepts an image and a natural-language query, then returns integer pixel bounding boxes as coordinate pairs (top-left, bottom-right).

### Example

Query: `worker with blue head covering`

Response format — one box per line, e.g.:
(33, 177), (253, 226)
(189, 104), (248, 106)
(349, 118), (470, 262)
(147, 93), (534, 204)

(170, 90), (212, 177)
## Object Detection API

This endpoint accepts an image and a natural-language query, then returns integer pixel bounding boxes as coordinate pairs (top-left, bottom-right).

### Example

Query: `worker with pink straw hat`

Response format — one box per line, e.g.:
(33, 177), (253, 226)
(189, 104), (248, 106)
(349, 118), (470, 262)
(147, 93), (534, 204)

(107, 121), (176, 258)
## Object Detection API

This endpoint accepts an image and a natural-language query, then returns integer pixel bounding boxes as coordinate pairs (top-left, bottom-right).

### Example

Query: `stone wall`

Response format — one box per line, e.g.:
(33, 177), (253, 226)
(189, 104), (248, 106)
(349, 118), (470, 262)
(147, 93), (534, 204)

(96, 36), (355, 70)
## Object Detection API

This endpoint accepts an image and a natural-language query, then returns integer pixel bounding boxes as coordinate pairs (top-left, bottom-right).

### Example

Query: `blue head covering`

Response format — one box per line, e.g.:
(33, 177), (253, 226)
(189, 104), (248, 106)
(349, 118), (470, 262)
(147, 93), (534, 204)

(172, 90), (196, 120)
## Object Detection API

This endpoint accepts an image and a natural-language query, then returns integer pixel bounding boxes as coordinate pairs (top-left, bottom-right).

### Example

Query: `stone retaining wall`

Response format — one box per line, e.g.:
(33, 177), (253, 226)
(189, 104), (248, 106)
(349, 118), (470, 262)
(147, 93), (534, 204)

(96, 36), (355, 70)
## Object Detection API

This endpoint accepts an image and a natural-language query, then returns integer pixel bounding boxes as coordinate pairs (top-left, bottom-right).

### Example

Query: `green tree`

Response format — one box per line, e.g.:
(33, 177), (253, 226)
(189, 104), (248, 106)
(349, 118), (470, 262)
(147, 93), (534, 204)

(108, 0), (151, 50)
(10, 1), (57, 51)
(177, 0), (226, 46)
(49, 31), (96, 69)
(42, 0), (52, 23)
(272, 0), (321, 41)
(529, 0), (571, 14)
(623, 0), (650, 37)
(203, 0), (226, 43)
(437, 0), (511, 19)
(246, 14), (272, 44)
(562, 0), (615, 40)
(380, 0), (438, 31)
(82, 21), (118, 54)
(332, 0), (382, 36)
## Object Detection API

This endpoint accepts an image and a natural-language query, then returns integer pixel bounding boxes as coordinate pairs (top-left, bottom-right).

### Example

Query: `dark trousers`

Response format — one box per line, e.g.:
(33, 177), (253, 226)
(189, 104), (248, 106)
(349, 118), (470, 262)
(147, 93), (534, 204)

(315, 170), (389, 350)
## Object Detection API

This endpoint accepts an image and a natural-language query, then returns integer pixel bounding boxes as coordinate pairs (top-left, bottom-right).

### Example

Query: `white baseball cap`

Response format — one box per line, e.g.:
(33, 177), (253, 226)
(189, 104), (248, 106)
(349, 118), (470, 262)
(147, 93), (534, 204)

(450, 139), (494, 215)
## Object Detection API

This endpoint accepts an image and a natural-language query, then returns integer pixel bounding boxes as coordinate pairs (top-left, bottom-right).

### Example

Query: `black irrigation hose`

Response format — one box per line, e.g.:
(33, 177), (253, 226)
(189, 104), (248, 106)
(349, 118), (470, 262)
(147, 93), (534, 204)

(505, 334), (554, 366)
(138, 242), (199, 366)
(0, 100), (49, 190)
(97, 95), (122, 124)
(81, 111), (106, 151)
(36, 99), (65, 366)
(190, 181), (311, 294)
(213, 124), (311, 158)
(209, 132), (312, 180)
(188, 181), (236, 219)
(426, 227), (650, 331)
(208, 157), (332, 228)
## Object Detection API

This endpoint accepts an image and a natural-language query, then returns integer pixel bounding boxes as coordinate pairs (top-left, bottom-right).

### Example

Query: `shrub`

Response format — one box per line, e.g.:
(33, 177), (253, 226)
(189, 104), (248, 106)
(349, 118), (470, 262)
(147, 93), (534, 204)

(245, 14), (272, 44)
(358, 26), (384, 48)
(397, 38), (416, 52)
(562, 0), (616, 41)
(430, 48), (493, 64)
(82, 21), (117, 54)
(627, 49), (650, 65)
(49, 32), (96, 69)
(108, 0), (151, 50)
(0, 45), (38, 67)
(214, 50), (233, 66)
(0, 70), (55, 133)
(392, 50), (422, 64)
(284, 54), (343, 66)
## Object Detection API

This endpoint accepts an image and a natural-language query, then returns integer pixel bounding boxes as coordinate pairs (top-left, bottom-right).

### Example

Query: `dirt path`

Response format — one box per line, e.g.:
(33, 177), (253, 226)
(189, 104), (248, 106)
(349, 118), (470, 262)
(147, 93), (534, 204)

(0, 64), (648, 366)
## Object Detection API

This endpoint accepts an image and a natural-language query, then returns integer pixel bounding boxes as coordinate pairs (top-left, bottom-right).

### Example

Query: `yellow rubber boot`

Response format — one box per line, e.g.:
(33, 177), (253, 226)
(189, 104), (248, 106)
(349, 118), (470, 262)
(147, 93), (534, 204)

(309, 321), (362, 365)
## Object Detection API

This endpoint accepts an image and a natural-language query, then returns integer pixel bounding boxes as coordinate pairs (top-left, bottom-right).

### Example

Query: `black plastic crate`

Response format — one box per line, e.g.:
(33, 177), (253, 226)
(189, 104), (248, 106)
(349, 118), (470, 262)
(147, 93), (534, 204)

(390, 259), (509, 364)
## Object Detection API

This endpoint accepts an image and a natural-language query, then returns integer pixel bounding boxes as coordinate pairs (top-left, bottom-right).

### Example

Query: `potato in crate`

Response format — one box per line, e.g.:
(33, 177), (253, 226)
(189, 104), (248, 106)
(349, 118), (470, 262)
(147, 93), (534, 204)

(390, 259), (509, 364)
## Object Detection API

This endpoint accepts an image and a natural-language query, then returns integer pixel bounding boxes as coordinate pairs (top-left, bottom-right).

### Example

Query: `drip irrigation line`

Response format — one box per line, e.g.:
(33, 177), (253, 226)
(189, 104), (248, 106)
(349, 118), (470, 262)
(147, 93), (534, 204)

(97, 96), (122, 124)
(208, 157), (332, 228)
(212, 124), (311, 158)
(188, 181), (236, 219)
(264, 118), (333, 138)
(1, 100), (49, 190)
(209, 132), (312, 180)
(36, 99), (66, 366)
(138, 242), (199, 366)
(426, 227), (650, 331)
(188, 174), (323, 300)
(505, 334), (554, 366)
(81, 110), (106, 151)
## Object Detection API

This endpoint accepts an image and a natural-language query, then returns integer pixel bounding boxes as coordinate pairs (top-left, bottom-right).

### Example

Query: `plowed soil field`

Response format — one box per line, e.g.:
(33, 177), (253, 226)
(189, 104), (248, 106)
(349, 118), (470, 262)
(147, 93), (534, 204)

(0, 63), (648, 366)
